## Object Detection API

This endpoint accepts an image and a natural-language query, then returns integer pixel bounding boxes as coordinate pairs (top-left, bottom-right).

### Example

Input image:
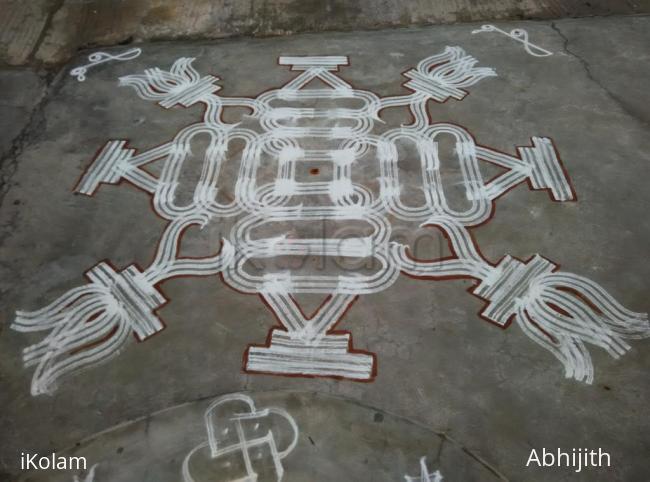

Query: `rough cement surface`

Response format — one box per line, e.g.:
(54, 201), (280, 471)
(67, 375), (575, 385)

(0, 69), (46, 158)
(2, 0), (650, 65)
(1, 15), (649, 482)
(0, 0), (54, 65)
(16, 391), (502, 481)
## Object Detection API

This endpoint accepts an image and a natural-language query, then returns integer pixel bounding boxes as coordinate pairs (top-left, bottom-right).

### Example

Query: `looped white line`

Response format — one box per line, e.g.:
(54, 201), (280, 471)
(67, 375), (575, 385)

(471, 24), (553, 57)
(182, 393), (299, 482)
(15, 49), (648, 392)
(70, 48), (142, 82)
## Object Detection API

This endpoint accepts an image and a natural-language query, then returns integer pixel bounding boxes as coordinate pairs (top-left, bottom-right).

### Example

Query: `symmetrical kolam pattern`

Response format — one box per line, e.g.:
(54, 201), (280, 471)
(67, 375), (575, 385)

(12, 47), (648, 395)
(182, 393), (299, 481)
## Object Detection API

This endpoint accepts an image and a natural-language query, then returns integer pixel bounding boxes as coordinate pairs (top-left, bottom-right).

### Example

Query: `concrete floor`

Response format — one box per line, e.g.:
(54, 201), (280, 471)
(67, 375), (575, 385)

(1, 15), (649, 482)
(15, 391), (500, 481)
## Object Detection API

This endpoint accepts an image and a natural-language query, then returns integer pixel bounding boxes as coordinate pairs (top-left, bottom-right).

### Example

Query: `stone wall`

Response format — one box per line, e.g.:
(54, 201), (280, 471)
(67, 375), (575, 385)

(2, 0), (650, 66)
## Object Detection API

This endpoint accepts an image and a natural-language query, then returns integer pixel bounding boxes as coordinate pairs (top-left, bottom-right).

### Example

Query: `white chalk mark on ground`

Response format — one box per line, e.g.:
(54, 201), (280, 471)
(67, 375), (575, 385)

(182, 393), (298, 481)
(471, 24), (553, 57)
(70, 48), (142, 82)
(12, 48), (648, 394)
(405, 457), (443, 482)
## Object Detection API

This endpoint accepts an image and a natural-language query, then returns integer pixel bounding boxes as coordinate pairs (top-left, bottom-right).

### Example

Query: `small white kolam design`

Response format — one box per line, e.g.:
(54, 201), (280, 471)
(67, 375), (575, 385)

(70, 48), (142, 82)
(471, 24), (553, 57)
(12, 49), (648, 394)
(182, 393), (298, 481)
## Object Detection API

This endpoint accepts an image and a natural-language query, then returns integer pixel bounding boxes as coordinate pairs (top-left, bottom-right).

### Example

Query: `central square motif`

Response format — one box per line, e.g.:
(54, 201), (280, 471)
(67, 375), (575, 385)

(12, 49), (648, 395)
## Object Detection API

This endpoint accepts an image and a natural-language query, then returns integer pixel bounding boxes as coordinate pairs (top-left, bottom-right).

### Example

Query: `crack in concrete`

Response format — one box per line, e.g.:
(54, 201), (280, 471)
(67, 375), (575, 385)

(434, 435), (445, 462)
(0, 208), (19, 250)
(550, 21), (650, 129)
(302, 391), (511, 480)
(27, 0), (67, 64)
(0, 66), (64, 214)
(0, 65), (71, 260)
(460, 444), (510, 481)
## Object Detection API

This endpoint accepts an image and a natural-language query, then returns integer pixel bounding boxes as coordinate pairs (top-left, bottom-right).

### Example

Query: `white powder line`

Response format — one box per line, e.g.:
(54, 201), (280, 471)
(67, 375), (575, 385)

(471, 24), (553, 57)
(14, 49), (647, 392)
(182, 393), (298, 481)
(70, 48), (142, 82)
